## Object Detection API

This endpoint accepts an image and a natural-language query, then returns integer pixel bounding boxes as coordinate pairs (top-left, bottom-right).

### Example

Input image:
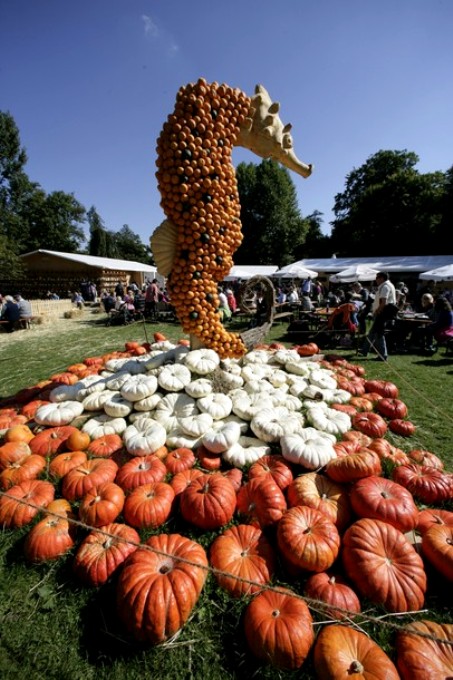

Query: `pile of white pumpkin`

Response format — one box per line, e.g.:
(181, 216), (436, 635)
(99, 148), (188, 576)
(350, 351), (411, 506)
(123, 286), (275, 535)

(33, 342), (355, 468)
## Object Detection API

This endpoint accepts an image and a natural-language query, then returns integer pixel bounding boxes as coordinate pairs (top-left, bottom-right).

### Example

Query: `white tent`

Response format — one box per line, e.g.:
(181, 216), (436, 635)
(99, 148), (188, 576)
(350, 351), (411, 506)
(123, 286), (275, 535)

(223, 267), (256, 281)
(330, 264), (380, 284)
(419, 265), (453, 282)
(274, 264), (318, 279)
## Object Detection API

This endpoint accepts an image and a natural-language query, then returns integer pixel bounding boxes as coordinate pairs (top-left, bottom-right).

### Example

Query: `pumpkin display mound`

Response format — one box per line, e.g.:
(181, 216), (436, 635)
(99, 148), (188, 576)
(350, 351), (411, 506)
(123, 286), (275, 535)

(0, 336), (452, 672)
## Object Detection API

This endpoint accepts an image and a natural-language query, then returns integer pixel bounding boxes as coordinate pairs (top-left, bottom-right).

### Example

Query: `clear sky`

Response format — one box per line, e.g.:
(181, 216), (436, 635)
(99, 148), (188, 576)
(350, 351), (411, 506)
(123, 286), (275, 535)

(1, 0), (452, 246)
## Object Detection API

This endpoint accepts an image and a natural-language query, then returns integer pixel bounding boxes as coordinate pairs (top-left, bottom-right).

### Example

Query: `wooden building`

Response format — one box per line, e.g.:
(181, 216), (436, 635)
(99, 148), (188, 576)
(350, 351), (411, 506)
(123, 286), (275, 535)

(14, 250), (160, 299)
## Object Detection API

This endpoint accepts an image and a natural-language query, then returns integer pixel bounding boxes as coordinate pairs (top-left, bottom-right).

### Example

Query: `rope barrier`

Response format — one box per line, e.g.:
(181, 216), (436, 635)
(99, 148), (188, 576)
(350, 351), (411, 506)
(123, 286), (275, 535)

(1, 487), (452, 648)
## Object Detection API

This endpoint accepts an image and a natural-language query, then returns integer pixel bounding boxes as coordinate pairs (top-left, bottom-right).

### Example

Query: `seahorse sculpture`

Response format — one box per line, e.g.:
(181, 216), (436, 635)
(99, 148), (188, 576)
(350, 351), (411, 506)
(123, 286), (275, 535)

(152, 77), (312, 358)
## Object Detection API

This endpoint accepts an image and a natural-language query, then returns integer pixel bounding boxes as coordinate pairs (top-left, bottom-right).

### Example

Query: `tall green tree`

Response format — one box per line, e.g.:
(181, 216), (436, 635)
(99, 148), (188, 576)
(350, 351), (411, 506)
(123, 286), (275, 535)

(330, 150), (447, 255)
(235, 159), (308, 266)
(114, 224), (153, 263)
(87, 205), (117, 257)
(0, 111), (86, 254)
(293, 210), (332, 259)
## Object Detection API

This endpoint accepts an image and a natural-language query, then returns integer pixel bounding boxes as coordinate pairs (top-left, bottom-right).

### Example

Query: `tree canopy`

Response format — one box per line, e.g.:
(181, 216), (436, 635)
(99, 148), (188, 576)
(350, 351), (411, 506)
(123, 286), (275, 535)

(330, 150), (450, 255)
(235, 159), (309, 266)
(0, 111), (152, 265)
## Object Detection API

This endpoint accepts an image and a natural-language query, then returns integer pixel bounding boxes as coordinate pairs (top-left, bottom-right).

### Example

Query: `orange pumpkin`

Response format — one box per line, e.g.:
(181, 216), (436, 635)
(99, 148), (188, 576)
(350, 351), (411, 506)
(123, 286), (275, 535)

(210, 524), (276, 598)
(3, 424), (35, 444)
(244, 588), (314, 670)
(314, 624), (399, 679)
(66, 430), (91, 452)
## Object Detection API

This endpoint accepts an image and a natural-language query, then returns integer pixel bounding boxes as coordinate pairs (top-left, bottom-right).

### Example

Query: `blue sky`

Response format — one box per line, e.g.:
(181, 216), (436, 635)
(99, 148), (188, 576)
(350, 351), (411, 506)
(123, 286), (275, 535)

(1, 0), (452, 246)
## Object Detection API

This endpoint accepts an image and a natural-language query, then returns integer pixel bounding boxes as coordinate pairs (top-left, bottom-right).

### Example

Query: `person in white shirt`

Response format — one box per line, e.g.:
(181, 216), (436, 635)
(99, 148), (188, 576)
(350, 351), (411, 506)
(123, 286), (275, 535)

(358, 272), (397, 361)
(287, 288), (299, 303)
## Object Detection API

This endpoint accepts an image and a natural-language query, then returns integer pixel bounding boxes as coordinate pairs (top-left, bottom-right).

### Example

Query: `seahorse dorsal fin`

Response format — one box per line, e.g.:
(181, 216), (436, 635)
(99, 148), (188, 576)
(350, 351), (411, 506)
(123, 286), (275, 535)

(150, 219), (177, 277)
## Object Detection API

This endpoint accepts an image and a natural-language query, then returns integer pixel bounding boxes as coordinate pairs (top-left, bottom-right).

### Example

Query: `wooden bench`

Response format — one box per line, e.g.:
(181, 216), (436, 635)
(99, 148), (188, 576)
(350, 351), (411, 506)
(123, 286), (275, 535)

(0, 317), (34, 331)
(273, 303), (294, 324)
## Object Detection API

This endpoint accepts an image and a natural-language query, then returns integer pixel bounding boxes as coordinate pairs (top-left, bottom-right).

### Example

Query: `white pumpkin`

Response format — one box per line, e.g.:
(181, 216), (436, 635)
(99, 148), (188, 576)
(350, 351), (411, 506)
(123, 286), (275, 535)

(309, 369), (337, 391)
(285, 359), (312, 377)
(120, 374), (158, 402)
(179, 413), (214, 438)
(154, 394), (197, 431)
(105, 371), (135, 391)
(185, 378), (213, 399)
(123, 421), (167, 456)
(273, 393), (302, 411)
(49, 383), (84, 403)
(202, 421), (242, 453)
(184, 348), (220, 375)
(82, 414), (127, 439)
(133, 392), (164, 412)
(250, 406), (302, 443)
(82, 389), (117, 411)
(104, 393), (133, 418)
(157, 364), (192, 392)
(215, 370), (244, 391)
(231, 393), (274, 421)
(197, 393), (232, 420)
(165, 427), (202, 450)
(268, 369), (289, 388)
(243, 378), (274, 395)
(222, 436), (270, 468)
(329, 389), (352, 404)
(241, 364), (271, 382)
(150, 340), (176, 351)
(242, 350), (270, 365)
(118, 359), (148, 375)
(273, 348), (301, 365)
(281, 428), (337, 469)
(306, 405), (351, 436)
(77, 377), (108, 399)
(34, 401), (84, 426)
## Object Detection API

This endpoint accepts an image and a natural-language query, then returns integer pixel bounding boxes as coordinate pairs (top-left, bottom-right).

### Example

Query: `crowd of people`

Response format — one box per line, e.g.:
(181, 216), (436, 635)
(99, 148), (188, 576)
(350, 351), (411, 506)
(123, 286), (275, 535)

(0, 293), (33, 332)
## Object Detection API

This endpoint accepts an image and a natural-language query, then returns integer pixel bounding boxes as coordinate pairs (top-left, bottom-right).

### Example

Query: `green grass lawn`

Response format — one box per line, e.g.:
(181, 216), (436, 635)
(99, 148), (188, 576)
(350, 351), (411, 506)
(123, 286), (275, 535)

(0, 312), (452, 679)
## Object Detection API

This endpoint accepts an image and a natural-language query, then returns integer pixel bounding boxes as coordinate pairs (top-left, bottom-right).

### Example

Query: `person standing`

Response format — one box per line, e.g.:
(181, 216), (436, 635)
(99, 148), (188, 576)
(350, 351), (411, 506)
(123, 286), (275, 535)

(358, 272), (397, 361)
(145, 278), (160, 321)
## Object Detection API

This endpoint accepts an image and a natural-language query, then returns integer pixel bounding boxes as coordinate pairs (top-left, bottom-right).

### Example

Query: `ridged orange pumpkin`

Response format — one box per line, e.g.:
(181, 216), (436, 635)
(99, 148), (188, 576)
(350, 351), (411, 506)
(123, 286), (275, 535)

(79, 482), (125, 528)
(73, 523), (140, 587)
(180, 473), (236, 530)
(24, 515), (75, 562)
(115, 454), (167, 492)
(209, 524), (275, 598)
(305, 571), (361, 620)
(396, 619), (453, 679)
(314, 624), (399, 679)
(349, 476), (418, 533)
(116, 533), (208, 644)
(248, 455), (293, 490)
(123, 482), (174, 529)
(421, 524), (453, 581)
(0, 479), (55, 528)
(244, 588), (314, 670)
(277, 505), (340, 573)
(61, 458), (118, 501)
(342, 518), (426, 612)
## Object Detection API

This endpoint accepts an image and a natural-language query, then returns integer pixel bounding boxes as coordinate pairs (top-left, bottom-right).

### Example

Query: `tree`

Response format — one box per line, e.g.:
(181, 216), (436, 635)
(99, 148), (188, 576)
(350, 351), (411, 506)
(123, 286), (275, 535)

(330, 150), (448, 255)
(114, 224), (153, 263)
(0, 111), (86, 254)
(0, 234), (24, 280)
(87, 206), (118, 257)
(293, 211), (332, 259)
(235, 159), (308, 266)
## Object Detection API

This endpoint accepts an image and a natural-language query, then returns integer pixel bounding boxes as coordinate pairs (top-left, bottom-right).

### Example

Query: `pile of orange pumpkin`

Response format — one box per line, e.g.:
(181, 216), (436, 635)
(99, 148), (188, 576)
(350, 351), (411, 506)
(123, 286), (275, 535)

(0, 335), (452, 676)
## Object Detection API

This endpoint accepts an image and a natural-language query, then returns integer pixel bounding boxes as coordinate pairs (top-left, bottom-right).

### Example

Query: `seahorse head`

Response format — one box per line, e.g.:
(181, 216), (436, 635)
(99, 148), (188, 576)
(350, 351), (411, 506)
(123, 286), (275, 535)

(236, 84), (313, 178)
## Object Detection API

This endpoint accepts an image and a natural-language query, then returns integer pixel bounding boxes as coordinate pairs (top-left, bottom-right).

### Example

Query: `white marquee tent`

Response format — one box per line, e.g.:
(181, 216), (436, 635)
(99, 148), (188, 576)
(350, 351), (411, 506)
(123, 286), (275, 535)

(419, 265), (453, 282)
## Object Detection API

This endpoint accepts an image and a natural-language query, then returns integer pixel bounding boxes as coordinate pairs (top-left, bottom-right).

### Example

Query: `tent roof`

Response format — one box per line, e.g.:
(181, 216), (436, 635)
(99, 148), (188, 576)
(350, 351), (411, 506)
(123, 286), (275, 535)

(20, 250), (157, 273)
(225, 265), (279, 278)
(287, 255), (453, 274)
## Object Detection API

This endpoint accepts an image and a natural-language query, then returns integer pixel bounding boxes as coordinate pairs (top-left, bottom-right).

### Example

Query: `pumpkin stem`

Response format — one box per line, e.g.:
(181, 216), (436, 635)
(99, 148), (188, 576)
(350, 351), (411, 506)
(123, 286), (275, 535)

(271, 609), (280, 618)
(349, 660), (364, 673)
